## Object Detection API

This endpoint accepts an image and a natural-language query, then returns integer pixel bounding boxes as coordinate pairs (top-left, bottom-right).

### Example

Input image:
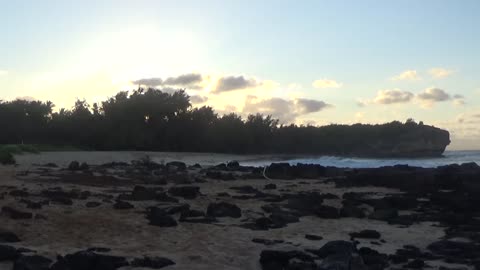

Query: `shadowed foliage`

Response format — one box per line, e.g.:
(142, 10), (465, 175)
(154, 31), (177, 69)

(0, 88), (449, 157)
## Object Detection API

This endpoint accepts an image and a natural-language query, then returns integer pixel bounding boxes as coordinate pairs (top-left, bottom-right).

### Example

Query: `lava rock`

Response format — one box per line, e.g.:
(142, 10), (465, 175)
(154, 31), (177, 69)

(206, 202), (241, 218)
(0, 245), (17, 261)
(315, 205), (340, 219)
(264, 183), (277, 190)
(349, 230), (381, 239)
(131, 256), (175, 269)
(85, 202), (101, 208)
(0, 230), (20, 242)
(113, 200), (134, 210)
(305, 234), (323, 241)
(168, 186), (200, 199)
(1, 206), (32, 219)
(14, 255), (52, 270)
(146, 208), (178, 227)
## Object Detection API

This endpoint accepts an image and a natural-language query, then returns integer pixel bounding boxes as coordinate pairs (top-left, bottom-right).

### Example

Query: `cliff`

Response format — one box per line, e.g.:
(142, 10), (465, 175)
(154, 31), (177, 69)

(350, 124), (451, 157)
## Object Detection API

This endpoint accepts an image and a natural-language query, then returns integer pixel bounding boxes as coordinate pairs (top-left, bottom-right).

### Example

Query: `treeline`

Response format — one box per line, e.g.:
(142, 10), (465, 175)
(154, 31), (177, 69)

(0, 88), (448, 155)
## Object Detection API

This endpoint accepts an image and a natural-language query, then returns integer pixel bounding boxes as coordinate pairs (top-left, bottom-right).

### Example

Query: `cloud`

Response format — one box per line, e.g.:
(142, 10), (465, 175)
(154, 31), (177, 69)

(415, 87), (465, 107)
(295, 98), (331, 114)
(163, 73), (202, 86)
(214, 76), (259, 93)
(391, 70), (420, 81)
(373, 89), (414, 104)
(429, 68), (454, 79)
(132, 78), (163, 87)
(0, 70), (8, 76)
(417, 87), (451, 102)
(189, 95), (208, 104)
(312, 79), (342, 89)
(132, 73), (203, 88)
(242, 95), (332, 123)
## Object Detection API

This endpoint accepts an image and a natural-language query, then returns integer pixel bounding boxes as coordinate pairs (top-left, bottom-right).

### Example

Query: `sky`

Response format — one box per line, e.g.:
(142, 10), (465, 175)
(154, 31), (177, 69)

(1, 0), (479, 150)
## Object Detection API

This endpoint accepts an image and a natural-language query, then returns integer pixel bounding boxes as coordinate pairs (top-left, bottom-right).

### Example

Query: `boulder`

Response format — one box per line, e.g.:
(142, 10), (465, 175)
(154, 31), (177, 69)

(168, 186), (200, 199)
(1, 206), (32, 219)
(113, 201), (134, 210)
(259, 250), (314, 270)
(131, 256), (175, 269)
(14, 255), (52, 270)
(207, 202), (241, 218)
(0, 245), (17, 261)
(349, 230), (381, 239)
(315, 205), (340, 219)
(264, 183), (277, 190)
(265, 163), (295, 180)
(85, 202), (101, 208)
(0, 230), (20, 243)
(146, 208), (178, 227)
(305, 234), (323, 241)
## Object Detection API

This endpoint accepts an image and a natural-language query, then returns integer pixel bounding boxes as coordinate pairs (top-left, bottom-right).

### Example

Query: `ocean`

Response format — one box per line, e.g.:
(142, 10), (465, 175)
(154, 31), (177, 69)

(241, 150), (480, 168)
(14, 150), (480, 169)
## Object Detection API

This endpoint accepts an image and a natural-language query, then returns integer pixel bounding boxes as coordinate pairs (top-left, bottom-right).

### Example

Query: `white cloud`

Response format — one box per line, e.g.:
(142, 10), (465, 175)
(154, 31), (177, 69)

(312, 79), (342, 89)
(373, 89), (414, 104)
(429, 68), (454, 79)
(242, 95), (332, 123)
(391, 70), (420, 81)
(417, 87), (451, 102)
(189, 95), (208, 104)
(0, 70), (8, 76)
(214, 75), (259, 93)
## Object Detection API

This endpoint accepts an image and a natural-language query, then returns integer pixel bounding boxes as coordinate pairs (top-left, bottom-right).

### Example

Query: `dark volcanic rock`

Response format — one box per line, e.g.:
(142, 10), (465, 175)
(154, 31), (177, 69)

(68, 161), (80, 171)
(315, 205), (340, 219)
(9, 190), (30, 197)
(207, 202), (241, 218)
(264, 183), (277, 190)
(340, 205), (365, 218)
(58, 251), (129, 270)
(0, 230), (20, 242)
(155, 192), (179, 203)
(406, 259), (425, 269)
(85, 202), (101, 208)
(1, 206), (32, 219)
(113, 200), (134, 210)
(427, 240), (480, 259)
(305, 234), (323, 240)
(166, 161), (187, 172)
(349, 230), (381, 239)
(252, 238), (284, 246)
(358, 247), (389, 269)
(259, 250), (314, 270)
(146, 208), (178, 227)
(283, 192), (325, 216)
(130, 186), (157, 201)
(168, 186), (200, 199)
(131, 256), (175, 269)
(308, 241), (367, 270)
(0, 245), (17, 261)
(14, 255), (52, 270)
(369, 209), (398, 221)
(264, 163), (295, 180)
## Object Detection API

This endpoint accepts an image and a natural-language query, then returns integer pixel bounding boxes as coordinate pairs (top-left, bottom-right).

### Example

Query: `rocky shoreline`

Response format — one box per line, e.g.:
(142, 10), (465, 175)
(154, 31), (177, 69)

(0, 159), (479, 269)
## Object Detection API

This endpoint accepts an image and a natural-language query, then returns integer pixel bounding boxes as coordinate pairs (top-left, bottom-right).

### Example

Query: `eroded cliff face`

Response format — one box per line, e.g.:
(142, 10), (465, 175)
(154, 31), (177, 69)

(350, 125), (451, 157)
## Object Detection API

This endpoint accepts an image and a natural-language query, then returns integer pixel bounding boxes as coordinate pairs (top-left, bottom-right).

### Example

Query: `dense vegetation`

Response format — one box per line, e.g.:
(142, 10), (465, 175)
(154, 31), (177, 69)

(0, 88), (449, 157)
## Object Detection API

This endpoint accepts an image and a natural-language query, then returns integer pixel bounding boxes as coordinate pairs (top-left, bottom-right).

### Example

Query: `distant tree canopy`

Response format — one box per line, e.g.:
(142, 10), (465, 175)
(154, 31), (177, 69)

(0, 88), (448, 156)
